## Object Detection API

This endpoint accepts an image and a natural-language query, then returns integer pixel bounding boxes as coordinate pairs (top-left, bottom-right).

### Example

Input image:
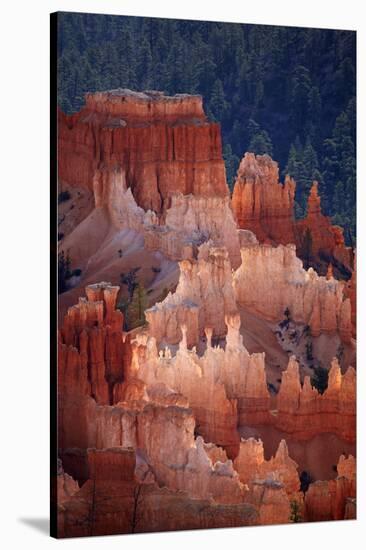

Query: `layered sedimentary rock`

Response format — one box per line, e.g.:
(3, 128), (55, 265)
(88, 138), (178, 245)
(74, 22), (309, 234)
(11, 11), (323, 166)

(246, 479), (292, 525)
(60, 282), (126, 405)
(344, 253), (356, 337)
(234, 438), (300, 495)
(58, 89), (228, 213)
(58, 282), (130, 450)
(233, 243), (352, 342)
(59, 444), (258, 538)
(296, 182), (353, 270)
(305, 454), (356, 521)
(61, 388), (245, 504)
(232, 153), (353, 277)
(232, 153), (296, 243)
(146, 243), (238, 346)
(57, 459), (80, 505)
(92, 167), (154, 232)
(276, 357), (356, 441)
(144, 193), (241, 267)
(132, 313), (270, 454)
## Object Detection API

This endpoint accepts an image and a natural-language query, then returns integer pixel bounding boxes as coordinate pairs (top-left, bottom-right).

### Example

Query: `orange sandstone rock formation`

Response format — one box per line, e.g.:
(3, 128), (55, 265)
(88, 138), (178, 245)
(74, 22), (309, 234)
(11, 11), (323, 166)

(131, 313), (270, 455)
(233, 243), (352, 342)
(232, 153), (353, 277)
(146, 244), (238, 346)
(58, 89), (228, 213)
(59, 445), (258, 538)
(276, 357), (356, 441)
(246, 479), (292, 525)
(60, 281), (126, 405)
(296, 182), (353, 271)
(234, 438), (300, 496)
(305, 454), (356, 521)
(144, 193), (241, 267)
(232, 153), (296, 244)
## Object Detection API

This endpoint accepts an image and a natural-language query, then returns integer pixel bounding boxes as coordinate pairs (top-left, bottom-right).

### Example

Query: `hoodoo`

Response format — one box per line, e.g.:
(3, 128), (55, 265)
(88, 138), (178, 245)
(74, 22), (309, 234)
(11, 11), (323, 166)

(232, 153), (296, 244)
(232, 153), (354, 277)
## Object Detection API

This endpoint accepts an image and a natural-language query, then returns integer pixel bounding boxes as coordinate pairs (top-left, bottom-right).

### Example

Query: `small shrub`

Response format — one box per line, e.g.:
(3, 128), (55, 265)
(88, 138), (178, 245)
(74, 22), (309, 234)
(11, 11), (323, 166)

(72, 268), (82, 277)
(311, 366), (328, 394)
(58, 232), (64, 241)
(120, 268), (141, 300)
(289, 500), (302, 523)
(279, 318), (290, 330)
(118, 249), (123, 258)
(152, 266), (161, 274)
(58, 190), (71, 204)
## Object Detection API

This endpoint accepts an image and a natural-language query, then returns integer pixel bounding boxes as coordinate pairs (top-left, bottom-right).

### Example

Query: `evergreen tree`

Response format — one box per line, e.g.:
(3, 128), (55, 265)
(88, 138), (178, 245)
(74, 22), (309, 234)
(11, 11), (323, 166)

(290, 500), (302, 523)
(247, 119), (273, 156)
(57, 13), (356, 239)
(209, 79), (229, 122)
(128, 284), (148, 330)
(223, 144), (240, 191)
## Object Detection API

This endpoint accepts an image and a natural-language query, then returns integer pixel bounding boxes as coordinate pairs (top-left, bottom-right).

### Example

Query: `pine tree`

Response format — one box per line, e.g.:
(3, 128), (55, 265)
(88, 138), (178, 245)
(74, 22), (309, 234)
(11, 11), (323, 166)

(209, 79), (229, 122)
(57, 14), (355, 240)
(223, 144), (240, 191)
(128, 284), (148, 330)
(290, 500), (302, 523)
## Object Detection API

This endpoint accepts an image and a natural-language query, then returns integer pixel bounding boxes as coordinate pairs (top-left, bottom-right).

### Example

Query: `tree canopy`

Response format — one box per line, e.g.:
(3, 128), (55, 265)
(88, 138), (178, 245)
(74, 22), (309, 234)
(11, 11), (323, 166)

(57, 13), (356, 242)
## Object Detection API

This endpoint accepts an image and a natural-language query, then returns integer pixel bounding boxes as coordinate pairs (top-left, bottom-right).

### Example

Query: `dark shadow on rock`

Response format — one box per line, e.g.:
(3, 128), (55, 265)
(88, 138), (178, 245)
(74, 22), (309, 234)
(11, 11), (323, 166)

(18, 518), (49, 536)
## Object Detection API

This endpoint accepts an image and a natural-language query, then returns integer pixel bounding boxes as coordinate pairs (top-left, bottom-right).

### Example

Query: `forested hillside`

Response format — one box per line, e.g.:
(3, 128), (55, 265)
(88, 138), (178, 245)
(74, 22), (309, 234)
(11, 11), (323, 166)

(57, 12), (356, 241)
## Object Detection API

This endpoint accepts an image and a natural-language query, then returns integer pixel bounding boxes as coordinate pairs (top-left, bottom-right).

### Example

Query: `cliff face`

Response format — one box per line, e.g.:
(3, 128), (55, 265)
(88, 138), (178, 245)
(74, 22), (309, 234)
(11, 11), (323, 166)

(58, 445), (258, 538)
(234, 438), (300, 496)
(232, 153), (296, 244)
(276, 357), (356, 441)
(58, 278), (356, 534)
(144, 193), (241, 268)
(232, 153), (354, 278)
(296, 182), (353, 271)
(133, 312), (270, 457)
(305, 454), (356, 521)
(146, 244), (238, 346)
(233, 243), (352, 342)
(58, 89), (228, 213)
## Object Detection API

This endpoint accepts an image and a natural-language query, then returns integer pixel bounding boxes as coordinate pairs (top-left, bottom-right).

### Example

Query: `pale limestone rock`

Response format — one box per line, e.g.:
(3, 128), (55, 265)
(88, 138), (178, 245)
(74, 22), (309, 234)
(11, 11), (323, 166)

(234, 438), (300, 495)
(144, 193), (241, 267)
(233, 243), (352, 342)
(146, 244), (238, 346)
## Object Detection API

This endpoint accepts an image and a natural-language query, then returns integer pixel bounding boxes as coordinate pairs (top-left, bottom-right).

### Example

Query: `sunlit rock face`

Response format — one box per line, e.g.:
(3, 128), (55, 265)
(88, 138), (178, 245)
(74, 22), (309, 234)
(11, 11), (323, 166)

(57, 278), (356, 534)
(232, 153), (296, 244)
(276, 356), (356, 441)
(234, 438), (300, 496)
(232, 153), (354, 279)
(58, 89), (228, 214)
(296, 182), (353, 268)
(233, 243), (352, 342)
(132, 313), (269, 457)
(57, 90), (357, 535)
(144, 193), (242, 267)
(145, 244), (239, 347)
